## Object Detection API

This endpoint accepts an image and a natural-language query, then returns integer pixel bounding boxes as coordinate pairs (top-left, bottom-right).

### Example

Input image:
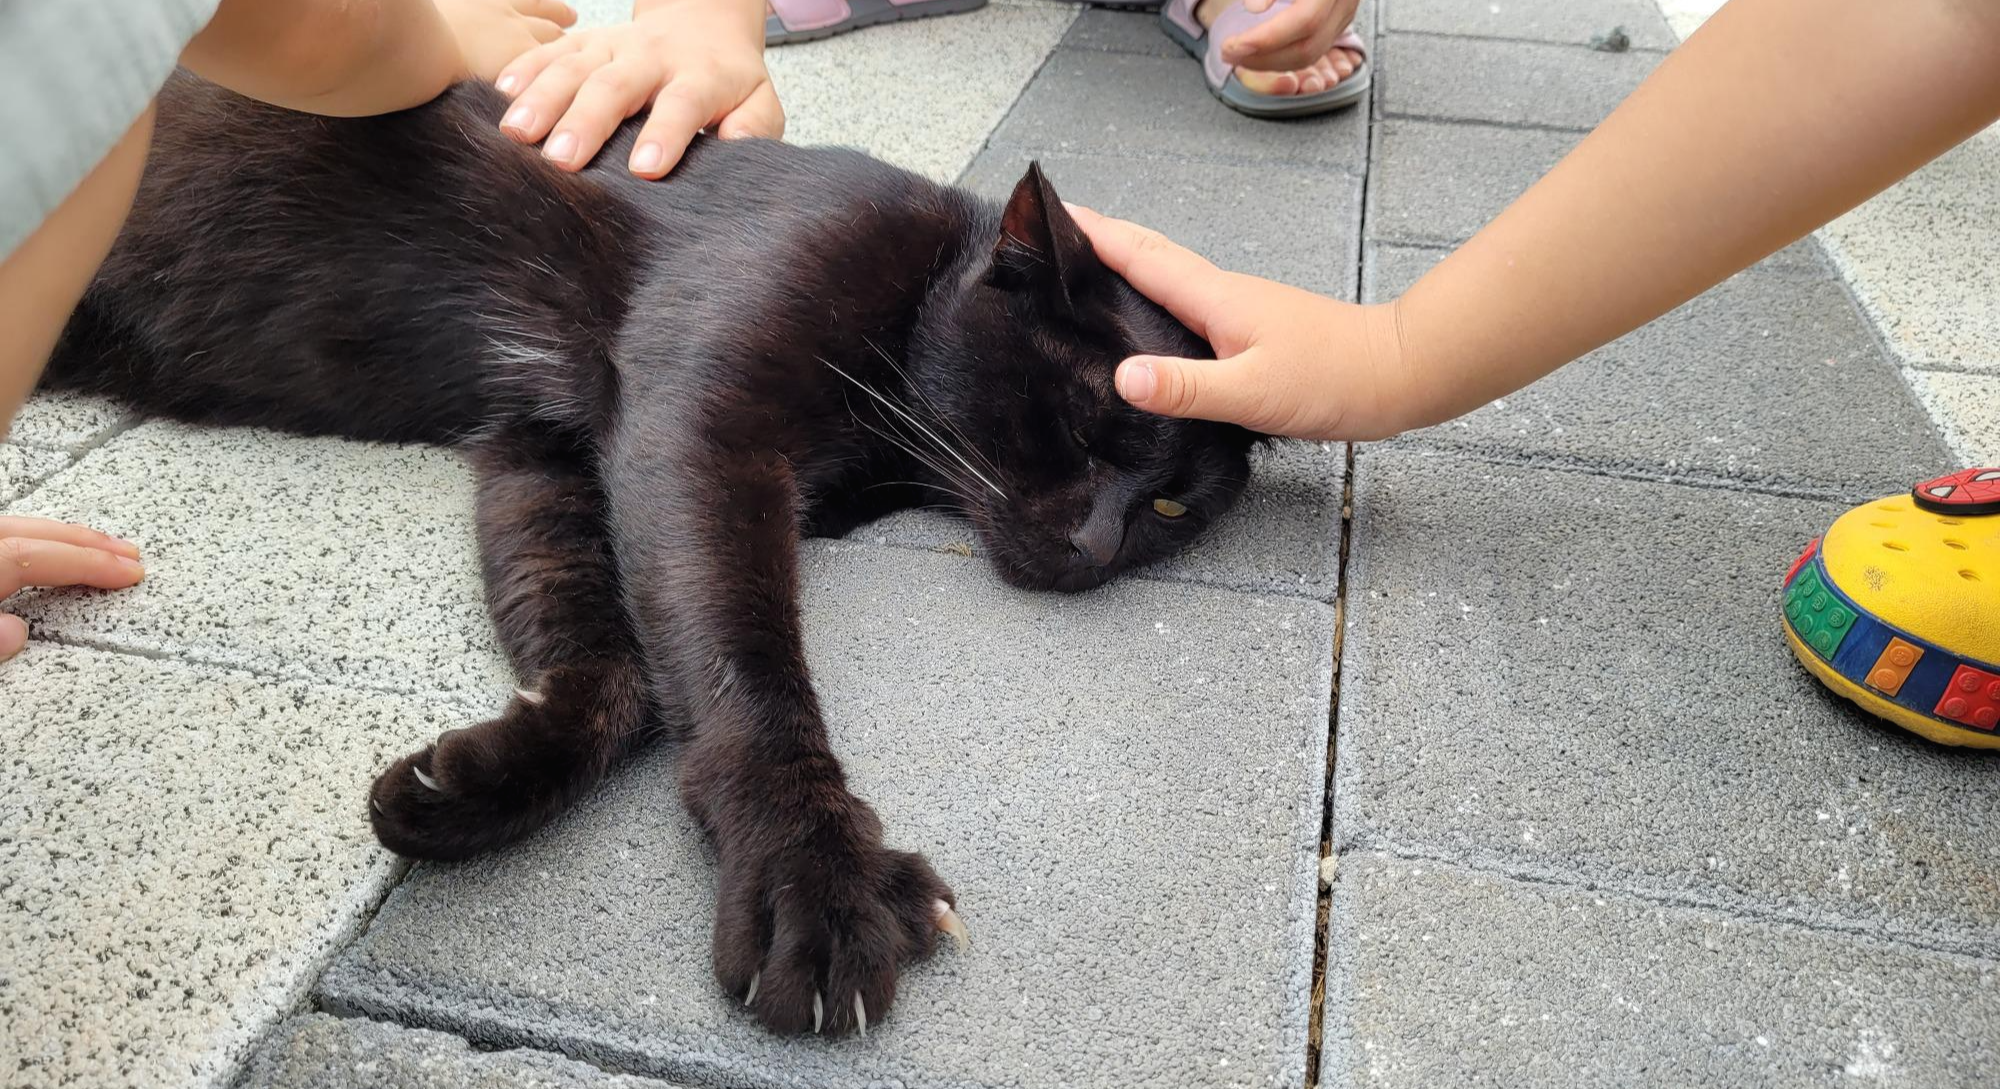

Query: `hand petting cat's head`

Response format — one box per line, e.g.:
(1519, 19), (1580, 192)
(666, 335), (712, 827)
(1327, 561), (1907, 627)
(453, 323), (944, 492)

(912, 164), (1258, 593)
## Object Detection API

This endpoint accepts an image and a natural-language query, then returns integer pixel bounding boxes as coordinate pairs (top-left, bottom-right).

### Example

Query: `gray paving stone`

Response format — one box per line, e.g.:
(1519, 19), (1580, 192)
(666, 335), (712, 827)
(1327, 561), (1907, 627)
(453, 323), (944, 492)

(239, 1016), (686, 1088)
(0, 642), (470, 1089)
(320, 542), (1335, 1089)
(1377, 33), (1658, 131)
(1322, 853), (2000, 1089)
(961, 146), (1361, 298)
(866, 440), (1347, 598)
(1334, 447), (2000, 961)
(1363, 244), (1943, 495)
(8, 422), (512, 697)
(1365, 124), (1825, 270)
(991, 50), (1368, 172)
(5, 393), (128, 453)
(1368, 119), (1579, 243)
(1060, 7), (1180, 57)
(0, 442), (66, 505)
(1383, 0), (1676, 49)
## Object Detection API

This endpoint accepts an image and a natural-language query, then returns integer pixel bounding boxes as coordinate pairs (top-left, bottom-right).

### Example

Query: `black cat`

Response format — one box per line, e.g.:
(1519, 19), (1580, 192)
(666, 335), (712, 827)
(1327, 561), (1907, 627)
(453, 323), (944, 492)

(44, 72), (1257, 1036)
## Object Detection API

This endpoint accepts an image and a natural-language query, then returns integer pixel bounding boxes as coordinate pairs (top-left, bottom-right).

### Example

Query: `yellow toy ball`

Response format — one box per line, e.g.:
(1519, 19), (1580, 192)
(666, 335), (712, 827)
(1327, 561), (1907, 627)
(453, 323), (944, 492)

(1782, 468), (2000, 748)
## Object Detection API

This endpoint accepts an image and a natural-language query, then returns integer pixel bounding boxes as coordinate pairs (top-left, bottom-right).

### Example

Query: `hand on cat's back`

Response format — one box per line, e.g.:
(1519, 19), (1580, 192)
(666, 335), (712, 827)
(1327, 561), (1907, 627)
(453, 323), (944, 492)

(687, 755), (967, 1036)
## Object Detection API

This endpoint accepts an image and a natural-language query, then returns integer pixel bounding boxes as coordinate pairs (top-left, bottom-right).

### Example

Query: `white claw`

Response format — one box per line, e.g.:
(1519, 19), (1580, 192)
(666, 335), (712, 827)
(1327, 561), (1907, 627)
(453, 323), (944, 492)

(812, 991), (824, 1034)
(744, 972), (759, 1007)
(370, 798), (386, 816)
(933, 899), (970, 952)
(514, 687), (545, 706)
(412, 766), (441, 792)
(854, 993), (867, 1038)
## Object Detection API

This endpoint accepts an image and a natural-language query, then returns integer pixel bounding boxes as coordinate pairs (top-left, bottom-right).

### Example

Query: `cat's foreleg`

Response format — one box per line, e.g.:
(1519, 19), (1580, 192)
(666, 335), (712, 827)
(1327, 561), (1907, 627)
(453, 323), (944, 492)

(368, 427), (657, 860)
(605, 437), (964, 1037)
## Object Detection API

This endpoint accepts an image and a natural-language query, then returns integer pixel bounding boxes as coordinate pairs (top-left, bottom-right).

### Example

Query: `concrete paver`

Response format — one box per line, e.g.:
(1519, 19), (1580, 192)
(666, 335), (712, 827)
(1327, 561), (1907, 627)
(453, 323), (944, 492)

(0, 443), (67, 505)
(1059, 7), (1182, 58)
(318, 543), (1335, 1089)
(1367, 119), (1578, 244)
(9, 422), (511, 697)
(1322, 853), (2000, 1089)
(1365, 245), (1945, 495)
(1377, 33), (1659, 131)
(961, 146), (1362, 298)
(238, 1016), (686, 1089)
(1819, 197), (2000, 376)
(1907, 370), (2000, 466)
(1335, 446), (2000, 960)
(1384, 0), (1677, 49)
(990, 49), (1368, 172)
(0, 643), (469, 1089)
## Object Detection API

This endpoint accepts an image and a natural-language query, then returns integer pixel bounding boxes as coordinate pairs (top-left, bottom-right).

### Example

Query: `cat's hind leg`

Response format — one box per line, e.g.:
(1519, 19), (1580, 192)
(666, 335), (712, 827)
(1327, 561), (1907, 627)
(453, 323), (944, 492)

(368, 428), (657, 861)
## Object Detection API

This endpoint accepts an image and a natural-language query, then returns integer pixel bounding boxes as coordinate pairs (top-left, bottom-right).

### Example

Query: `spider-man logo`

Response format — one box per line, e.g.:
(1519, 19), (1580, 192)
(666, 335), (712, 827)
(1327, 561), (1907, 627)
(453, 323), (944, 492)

(1912, 468), (2000, 516)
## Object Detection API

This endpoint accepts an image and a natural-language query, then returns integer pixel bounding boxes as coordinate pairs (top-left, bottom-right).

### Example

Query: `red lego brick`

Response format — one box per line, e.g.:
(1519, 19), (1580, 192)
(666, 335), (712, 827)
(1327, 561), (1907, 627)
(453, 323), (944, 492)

(1784, 537), (1820, 588)
(1934, 664), (2000, 731)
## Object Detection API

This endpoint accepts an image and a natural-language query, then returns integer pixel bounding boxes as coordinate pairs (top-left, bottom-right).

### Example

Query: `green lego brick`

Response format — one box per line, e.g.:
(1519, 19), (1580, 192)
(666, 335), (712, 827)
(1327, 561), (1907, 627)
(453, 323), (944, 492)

(1783, 562), (1857, 662)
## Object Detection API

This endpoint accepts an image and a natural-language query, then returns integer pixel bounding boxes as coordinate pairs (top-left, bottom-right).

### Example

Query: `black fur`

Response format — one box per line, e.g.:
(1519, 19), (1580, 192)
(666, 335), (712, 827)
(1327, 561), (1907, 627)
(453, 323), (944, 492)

(45, 73), (1257, 1035)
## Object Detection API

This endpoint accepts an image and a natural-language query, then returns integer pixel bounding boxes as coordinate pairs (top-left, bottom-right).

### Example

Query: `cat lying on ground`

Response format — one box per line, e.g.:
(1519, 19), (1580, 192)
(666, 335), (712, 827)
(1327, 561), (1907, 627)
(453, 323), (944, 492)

(44, 71), (1257, 1036)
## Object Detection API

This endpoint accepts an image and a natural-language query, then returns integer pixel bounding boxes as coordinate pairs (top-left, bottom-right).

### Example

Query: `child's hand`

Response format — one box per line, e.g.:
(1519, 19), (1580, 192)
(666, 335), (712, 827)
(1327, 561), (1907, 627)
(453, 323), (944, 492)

(494, 0), (781, 178)
(0, 518), (145, 662)
(435, 0), (578, 83)
(1066, 205), (1419, 442)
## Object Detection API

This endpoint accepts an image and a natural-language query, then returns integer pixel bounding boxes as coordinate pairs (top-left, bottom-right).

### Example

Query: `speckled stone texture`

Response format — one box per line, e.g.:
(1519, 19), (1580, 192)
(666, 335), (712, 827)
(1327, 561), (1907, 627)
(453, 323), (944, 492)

(1334, 447), (2000, 960)
(1323, 854), (2000, 1088)
(238, 1016), (687, 1088)
(8, 422), (511, 697)
(318, 543), (1334, 1089)
(0, 643), (473, 1089)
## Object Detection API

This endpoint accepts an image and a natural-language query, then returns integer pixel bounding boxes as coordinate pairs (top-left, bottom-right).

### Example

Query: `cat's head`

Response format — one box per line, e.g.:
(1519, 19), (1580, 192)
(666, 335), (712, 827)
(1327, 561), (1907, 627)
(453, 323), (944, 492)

(910, 163), (1259, 593)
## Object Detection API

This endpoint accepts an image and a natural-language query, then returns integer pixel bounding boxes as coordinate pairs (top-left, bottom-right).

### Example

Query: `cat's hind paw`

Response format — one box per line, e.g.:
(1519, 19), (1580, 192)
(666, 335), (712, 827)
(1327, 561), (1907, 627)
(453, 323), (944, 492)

(367, 675), (603, 861)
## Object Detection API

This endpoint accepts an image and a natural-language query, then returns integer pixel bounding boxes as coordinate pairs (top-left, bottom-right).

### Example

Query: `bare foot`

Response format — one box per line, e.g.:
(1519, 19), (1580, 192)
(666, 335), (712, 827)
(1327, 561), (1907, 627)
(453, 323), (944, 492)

(1193, 0), (1362, 96)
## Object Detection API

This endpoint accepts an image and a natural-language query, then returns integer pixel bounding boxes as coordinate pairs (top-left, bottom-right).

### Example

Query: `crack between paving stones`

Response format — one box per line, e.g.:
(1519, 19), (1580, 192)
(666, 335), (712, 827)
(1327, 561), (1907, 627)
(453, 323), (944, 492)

(1379, 27), (1675, 54)
(1343, 842), (2000, 968)
(24, 627), (494, 709)
(953, 15), (1079, 187)
(2, 411), (144, 506)
(1375, 109), (1604, 136)
(1305, 56), (1377, 1086)
(1383, 439), (1914, 506)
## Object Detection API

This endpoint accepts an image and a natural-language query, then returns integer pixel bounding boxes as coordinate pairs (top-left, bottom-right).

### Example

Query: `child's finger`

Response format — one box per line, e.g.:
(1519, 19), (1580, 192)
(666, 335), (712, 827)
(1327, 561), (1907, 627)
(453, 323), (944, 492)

(1063, 204), (1228, 340)
(527, 17), (567, 45)
(1114, 349), (1276, 431)
(716, 81), (785, 142)
(543, 61), (653, 169)
(0, 537), (145, 601)
(0, 614), (25, 661)
(501, 47), (610, 146)
(0, 517), (140, 559)
(628, 79), (719, 179)
(522, 0), (578, 27)
(495, 35), (581, 101)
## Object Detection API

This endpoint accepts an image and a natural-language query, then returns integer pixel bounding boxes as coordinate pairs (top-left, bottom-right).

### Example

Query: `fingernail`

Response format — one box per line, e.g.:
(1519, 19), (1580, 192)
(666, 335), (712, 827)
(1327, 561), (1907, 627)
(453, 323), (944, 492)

(118, 556), (146, 578)
(631, 142), (664, 174)
(502, 106), (534, 134)
(105, 536), (141, 559)
(544, 131), (577, 164)
(496, 74), (519, 95)
(1117, 360), (1157, 403)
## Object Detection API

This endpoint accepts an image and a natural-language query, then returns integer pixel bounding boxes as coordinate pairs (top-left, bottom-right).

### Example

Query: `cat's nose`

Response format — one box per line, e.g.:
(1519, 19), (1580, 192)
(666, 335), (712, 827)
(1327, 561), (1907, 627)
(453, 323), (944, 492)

(1068, 521), (1124, 568)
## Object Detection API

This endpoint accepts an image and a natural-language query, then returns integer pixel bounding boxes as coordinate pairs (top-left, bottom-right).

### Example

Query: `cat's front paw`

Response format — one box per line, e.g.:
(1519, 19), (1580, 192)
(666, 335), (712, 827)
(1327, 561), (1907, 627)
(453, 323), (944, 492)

(710, 795), (966, 1037)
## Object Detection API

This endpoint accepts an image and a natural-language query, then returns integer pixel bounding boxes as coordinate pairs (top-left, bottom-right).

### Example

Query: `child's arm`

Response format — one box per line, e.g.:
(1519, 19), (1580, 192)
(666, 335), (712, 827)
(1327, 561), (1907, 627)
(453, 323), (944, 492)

(1074, 0), (2000, 441)
(183, 0), (573, 117)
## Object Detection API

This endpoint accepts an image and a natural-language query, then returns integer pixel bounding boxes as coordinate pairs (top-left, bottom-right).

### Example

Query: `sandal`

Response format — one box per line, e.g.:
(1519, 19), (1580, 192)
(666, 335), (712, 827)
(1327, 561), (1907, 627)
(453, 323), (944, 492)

(765, 0), (989, 46)
(1159, 0), (1370, 119)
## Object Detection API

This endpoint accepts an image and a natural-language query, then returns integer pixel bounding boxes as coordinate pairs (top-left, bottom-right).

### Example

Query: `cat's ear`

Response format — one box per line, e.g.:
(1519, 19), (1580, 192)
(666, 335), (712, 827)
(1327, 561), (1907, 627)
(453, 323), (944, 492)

(989, 162), (1103, 312)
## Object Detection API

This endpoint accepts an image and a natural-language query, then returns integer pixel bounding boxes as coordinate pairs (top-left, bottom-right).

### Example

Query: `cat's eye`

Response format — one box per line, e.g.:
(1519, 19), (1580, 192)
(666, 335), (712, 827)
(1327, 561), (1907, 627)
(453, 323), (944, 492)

(1153, 498), (1188, 518)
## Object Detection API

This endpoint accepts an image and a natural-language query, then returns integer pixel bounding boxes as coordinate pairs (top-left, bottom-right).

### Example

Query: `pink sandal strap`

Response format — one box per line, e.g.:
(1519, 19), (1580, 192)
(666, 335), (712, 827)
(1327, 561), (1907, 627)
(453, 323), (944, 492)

(770, 0), (852, 32)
